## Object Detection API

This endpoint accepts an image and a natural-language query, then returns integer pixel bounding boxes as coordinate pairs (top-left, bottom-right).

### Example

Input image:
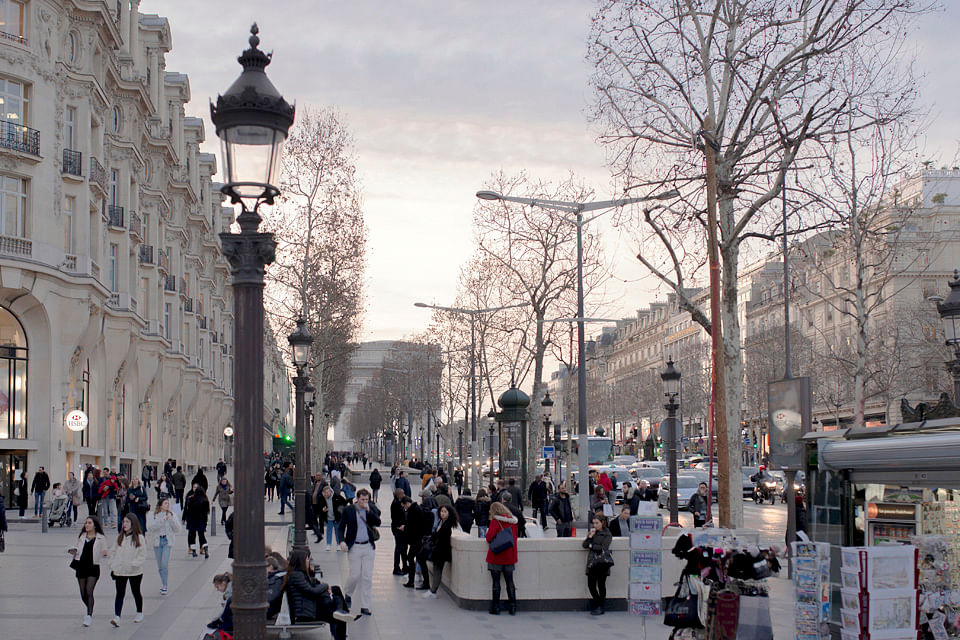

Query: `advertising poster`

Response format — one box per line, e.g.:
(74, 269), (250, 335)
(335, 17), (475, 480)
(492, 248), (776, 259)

(767, 376), (811, 470)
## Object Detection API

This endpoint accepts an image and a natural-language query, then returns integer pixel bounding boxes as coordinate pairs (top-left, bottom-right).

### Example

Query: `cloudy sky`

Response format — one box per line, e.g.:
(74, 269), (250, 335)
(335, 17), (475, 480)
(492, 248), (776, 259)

(145, 0), (960, 344)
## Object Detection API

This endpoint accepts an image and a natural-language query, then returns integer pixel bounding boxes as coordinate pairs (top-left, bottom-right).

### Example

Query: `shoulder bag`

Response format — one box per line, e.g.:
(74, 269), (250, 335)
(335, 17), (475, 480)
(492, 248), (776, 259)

(662, 575), (703, 629)
(587, 546), (615, 571)
(489, 523), (514, 554)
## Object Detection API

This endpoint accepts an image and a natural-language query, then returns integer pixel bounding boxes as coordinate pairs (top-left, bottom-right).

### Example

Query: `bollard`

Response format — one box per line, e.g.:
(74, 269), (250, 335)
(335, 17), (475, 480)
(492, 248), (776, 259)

(210, 505), (216, 536)
(41, 503), (47, 533)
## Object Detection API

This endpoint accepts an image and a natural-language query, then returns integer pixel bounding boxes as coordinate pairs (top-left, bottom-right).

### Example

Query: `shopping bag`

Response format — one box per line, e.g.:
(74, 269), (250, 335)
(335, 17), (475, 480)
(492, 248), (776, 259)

(735, 594), (772, 640)
(663, 577), (704, 629)
(275, 592), (291, 626)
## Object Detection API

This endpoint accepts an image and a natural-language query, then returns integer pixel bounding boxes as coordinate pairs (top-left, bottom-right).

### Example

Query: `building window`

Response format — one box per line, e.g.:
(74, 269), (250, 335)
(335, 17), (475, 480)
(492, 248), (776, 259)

(64, 195), (75, 253)
(0, 1), (25, 43)
(0, 175), (27, 237)
(67, 31), (78, 63)
(112, 105), (122, 133)
(164, 303), (171, 340)
(139, 277), (148, 318)
(0, 306), (27, 439)
(108, 243), (118, 292)
(0, 76), (26, 122)
(109, 169), (119, 205)
(65, 106), (77, 149)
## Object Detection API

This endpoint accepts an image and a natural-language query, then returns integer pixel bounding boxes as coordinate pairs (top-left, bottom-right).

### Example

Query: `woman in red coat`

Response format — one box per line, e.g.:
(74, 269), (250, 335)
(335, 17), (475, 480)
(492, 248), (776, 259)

(485, 501), (519, 615)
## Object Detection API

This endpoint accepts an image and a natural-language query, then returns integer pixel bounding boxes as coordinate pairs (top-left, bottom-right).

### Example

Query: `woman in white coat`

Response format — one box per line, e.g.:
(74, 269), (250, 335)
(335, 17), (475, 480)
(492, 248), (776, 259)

(109, 513), (147, 627)
(149, 497), (182, 594)
(70, 515), (109, 626)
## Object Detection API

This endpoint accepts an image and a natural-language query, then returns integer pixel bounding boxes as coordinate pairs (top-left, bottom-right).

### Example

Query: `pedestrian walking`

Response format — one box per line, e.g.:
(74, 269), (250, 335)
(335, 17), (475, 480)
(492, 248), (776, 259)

(394, 470), (411, 498)
(583, 513), (613, 615)
(126, 478), (150, 532)
(155, 473), (172, 503)
(455, 488), (475, 534)
(70, 515), (109, 627)
(549, 483), (575, 537)
(421, 504), (458, 598)
(399, 496), (430, 589)
(278, 467), (294, 515)
(171, 466), (187, 506)
(265, 466), (279, 502)
(474, 488), (491, 538)
(98, 470), (119, 526)
(485, 501), (519, 615)
(109, 513), (147, 626)
(183, 483), (210, 558)
(453, 468), (464, 497)
(390, 489), (407, 575)
(31, 466), (50, 517)
(0, 493), (8, 550)
(688, 482), (709, 528)
(14, 470), (27, 518)
(506, 479), (523, 513)
(82, 468), (100, 518)
(317, 485), (344, 550)
(141, 465), (152, 489)
(528, 475), (548, 530)
(149, 497), (182, 594)
(338, 488), (380, 615)
(66, 472), (82, 523)
(191, 467), (209, 493)
(368, 468), (382, 503)
(213, 477), (233, 525)
(216, 458), (227, 480)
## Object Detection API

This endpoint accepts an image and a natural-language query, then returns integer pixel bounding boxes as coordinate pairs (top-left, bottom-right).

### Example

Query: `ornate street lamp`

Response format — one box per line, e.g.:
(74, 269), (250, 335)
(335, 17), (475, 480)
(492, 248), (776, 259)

(661, 358), (682, 525)
(487, 408), (497, 484)
(937, 270), (960, 403)
(287, 318), (313, 554)
(211, 24), (294, 640)
(541, 392), (557, 480)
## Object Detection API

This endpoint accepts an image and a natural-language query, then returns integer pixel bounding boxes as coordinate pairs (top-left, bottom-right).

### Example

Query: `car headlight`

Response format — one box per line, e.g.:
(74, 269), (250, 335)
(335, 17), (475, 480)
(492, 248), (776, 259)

(764, 481), (776, 488)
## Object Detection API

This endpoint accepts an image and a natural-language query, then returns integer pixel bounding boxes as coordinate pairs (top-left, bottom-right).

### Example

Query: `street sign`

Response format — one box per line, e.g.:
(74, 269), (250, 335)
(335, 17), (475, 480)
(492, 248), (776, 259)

(542, 445), (555, 459)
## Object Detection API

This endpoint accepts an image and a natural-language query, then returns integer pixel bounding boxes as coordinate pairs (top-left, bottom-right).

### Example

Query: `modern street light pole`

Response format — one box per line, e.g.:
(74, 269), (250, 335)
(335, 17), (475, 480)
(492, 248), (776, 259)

(414, 300), (529, 492)
(936, 270), (960, 403)
(211, 24), (294, 640)
(661, 359), (681, 525)
(288, 318), (313, 555)
(477, 188), (678, 522)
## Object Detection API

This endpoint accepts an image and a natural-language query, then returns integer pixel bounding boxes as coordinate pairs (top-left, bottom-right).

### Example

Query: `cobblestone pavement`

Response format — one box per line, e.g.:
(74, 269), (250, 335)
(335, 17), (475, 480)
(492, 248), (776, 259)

(0, 463), (795, 639)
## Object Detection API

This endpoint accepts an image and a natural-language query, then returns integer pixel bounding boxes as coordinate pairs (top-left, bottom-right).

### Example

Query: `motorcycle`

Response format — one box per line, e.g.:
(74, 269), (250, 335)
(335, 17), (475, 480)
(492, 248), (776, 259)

(753, 480), (778, 504)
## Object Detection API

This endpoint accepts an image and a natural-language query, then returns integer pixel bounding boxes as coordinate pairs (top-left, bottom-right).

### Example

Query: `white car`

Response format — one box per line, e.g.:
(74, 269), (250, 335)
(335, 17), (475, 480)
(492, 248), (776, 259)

(657, 474), (702, 509)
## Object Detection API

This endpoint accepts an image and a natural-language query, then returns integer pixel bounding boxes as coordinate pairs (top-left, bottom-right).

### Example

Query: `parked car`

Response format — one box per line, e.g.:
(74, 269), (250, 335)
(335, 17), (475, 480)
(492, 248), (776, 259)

(613, 455), (638, 467)
(741, 472), (755, 499)
(685, 470), (719, 503)
(657, 474), (702, 510)
(630, 466), (663, 491)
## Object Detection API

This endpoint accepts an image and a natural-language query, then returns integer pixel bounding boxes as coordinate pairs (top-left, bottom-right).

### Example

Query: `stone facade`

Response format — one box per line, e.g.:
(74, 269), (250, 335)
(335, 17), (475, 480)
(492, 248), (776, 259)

(0, 0), (290, 496)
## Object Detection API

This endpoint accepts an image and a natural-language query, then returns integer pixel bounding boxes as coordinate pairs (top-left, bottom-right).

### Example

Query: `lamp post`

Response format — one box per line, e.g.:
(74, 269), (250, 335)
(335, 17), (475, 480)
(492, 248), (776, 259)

(541, 392), (555, 480)
(458, 425), (464, 467)
(305, 382), (316, 471)
(478, 188), (678, 522)
(487, 408), (497, 486)
(288, 318), (314, 555)
(936, 270), (960, 403)
(661, 358), (681, 525)
(435, 421), (442, 469)
(211, 24), (294, 640)
(414, 301), (529, 491)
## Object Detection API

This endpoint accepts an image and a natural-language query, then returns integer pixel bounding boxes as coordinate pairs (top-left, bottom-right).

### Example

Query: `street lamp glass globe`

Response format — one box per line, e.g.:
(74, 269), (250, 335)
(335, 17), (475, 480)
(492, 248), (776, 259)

(661, 358), (681, 397)
(938, 271), (960, 345)
(287, 317), (313, 368)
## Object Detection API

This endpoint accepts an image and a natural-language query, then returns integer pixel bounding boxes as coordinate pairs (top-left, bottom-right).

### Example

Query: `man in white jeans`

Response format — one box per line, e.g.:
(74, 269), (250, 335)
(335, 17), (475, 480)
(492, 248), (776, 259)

(338, 488), (381, 615)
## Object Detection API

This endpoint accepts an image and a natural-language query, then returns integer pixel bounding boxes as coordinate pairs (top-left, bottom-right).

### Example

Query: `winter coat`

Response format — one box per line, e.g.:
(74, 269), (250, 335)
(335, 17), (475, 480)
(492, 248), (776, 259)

(171, 471), (187, 492)
(317, 493), (345, 522)
(110, 534), (147, 576)
(687, 492), (709, 520)
(390, 498), (406, 536)
(474, 496), (491, 528)
(214, 482), (233, 509)
(285, 567), (332, 623)
(183, 489), (210, 532)
(506, 484), (523, 508)
(98, 475), (118, 499)
(609, 516), (631, 537)
(14, 477), (27, 509)
(454, 496), (475, 530)
(191, 470), (209, 492)
(31, 471), (51, 494)
(278, 472), (294, 495)
(582, 527), (613, 576)
(485, 513), (519, 566)
(82, 476), (100, 502)
(435, 492), (454, 512)
(66, 478), (82, 506)
(149, 509), (183, 548)
(528, 480), (548, 507)
(548, 493), (574, 524)
(126, 486), (149, 513)
(369, 469), (382, 490)
(428, 515), (457, 564)
(71, 532), (108, 566)
(403, 503), (433, 546)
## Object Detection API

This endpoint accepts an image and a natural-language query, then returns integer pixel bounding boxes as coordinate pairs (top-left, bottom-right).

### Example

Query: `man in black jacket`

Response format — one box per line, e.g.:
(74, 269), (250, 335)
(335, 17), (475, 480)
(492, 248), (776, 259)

(390, 489), (407, 575)
(31, 467), (50, 517)
(369, 468), (382, 503)
(548, 483), (575, 537)
(171, 467), (187, 506)
(609, 504), (632, 536)
(337, 489), (380, 615)
(400, 497), (431, 590)
(528, 475), (549, 529)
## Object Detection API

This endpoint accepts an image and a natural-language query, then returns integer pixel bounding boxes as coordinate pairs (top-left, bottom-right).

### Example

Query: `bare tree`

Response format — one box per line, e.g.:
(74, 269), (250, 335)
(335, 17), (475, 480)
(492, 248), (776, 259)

(588, 0), (928, 526)
(265, 107), (367, 463)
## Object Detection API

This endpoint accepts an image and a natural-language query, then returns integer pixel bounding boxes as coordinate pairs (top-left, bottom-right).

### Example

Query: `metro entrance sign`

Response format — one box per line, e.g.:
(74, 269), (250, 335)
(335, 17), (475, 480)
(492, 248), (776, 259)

(542, 445), (555, 459)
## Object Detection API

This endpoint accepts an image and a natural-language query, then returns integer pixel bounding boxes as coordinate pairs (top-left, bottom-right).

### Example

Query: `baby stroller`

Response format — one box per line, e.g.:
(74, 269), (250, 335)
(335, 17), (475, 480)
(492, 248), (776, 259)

(48, 494), (71, 527)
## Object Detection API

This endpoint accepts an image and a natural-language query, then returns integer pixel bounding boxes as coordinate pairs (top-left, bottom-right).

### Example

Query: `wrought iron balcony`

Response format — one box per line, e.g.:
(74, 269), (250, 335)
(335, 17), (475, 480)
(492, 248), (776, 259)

(62, 149), (82, 176)
(0, 119), (40, 155)
(0, 30), (26, 45)
(107, 205), (124, 229)
(89, 157), (107, 192)
(138, 244), (154, 265)
(199, 316), (207, 330)
(164, 275), (177, 292)
(184, 297), (194, 314)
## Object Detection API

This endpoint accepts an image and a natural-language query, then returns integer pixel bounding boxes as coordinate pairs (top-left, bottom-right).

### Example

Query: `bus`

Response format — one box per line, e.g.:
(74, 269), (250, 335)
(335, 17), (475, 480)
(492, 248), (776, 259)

(557, 434), (614, 466)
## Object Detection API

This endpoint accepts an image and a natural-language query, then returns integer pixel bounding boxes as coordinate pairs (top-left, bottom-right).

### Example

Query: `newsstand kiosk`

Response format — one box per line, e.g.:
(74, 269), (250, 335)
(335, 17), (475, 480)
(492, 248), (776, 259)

(803, 415), (960, 640)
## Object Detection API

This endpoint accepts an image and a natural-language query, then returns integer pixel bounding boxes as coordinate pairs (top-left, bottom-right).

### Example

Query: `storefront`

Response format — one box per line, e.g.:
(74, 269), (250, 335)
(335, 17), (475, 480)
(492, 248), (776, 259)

(0, 306), (28, 506)
(804, 416), (960, 634)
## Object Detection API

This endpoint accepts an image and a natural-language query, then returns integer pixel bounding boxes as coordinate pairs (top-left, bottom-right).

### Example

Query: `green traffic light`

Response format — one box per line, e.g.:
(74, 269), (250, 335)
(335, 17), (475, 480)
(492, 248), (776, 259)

(285, 435), (291, 442)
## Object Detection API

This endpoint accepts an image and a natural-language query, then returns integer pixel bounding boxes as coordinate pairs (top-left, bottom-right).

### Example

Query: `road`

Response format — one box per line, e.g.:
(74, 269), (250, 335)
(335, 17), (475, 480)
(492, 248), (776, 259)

(662, 499), (788, 546)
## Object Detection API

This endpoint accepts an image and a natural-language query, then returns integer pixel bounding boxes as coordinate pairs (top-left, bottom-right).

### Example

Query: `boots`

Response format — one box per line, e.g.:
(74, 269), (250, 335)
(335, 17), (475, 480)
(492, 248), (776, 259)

(506, 583), (517, 616)
(490, 582), (501, 615)
(202, 544), (209, 559)
(190, 544), (198, 558)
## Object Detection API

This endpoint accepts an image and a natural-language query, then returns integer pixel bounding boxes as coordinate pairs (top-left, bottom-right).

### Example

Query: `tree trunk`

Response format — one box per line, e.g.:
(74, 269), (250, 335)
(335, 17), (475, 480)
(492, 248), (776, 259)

(719, 197), (744, 529)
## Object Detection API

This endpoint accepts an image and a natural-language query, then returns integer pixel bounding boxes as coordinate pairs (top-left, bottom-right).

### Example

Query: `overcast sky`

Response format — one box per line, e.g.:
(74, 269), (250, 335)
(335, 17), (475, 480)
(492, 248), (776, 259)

(146, 1), (960, 345)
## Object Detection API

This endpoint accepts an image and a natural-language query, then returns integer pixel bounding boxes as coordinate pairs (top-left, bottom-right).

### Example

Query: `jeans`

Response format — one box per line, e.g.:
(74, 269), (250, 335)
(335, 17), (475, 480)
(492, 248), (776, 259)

(325, 520), (341, 545)
(33, 491), (45, 516)
(103, 497), (117, 523)
(154, 537), (171, 588)
(477, 526), (488, 538)
(556, 522), (572, 538)
(279, 491), (293, 514)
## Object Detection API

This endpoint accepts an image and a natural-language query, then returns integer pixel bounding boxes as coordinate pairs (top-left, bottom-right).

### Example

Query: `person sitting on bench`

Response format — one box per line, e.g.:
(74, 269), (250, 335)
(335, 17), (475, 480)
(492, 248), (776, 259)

(283, 548), (356, 640)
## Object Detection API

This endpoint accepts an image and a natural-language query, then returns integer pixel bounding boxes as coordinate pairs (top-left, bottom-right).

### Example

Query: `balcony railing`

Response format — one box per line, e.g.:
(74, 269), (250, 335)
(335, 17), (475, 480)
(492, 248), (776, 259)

(63, 254), (78, 272)
(128, 211), (142, 240)
(62, 149), (82, 176)
(107, 205), (124, 229)
(0, 119), (40, 155)
(89, 157), (107, 192)
(138, 244), (154, 265)
(199, 316), (207, 330)
(184, 297), (194, 314)
(158, 248), (170, 273)
(0, 30), (26, 45)
(164, 275), (176, 292)
(0, 235), (32, 257)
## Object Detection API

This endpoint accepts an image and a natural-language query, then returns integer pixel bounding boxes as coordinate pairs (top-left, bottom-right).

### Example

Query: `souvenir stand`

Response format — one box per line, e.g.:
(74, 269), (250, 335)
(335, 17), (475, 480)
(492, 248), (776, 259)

(805, 414), (960, 639)
(629, 506), (664, 638)
(792, 541), (831, 640)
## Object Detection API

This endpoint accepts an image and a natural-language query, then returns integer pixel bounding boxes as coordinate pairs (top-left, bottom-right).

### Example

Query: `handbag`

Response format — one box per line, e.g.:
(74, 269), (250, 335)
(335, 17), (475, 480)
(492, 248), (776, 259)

(663, 576), (704, 629)
(587, 547), (615, 571)
(489, 525), (514, 554)
(366, 522), (380, 542)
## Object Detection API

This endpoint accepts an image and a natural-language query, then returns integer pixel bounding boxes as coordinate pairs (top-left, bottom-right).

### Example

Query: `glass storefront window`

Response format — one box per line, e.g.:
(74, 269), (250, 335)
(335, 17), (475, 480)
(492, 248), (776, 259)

(0, 306), (26, 439)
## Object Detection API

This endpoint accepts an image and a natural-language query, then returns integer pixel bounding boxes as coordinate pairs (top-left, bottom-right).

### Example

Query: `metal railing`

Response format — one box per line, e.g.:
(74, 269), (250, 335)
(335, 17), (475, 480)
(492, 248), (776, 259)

(62, 149), (82, 176)
(63, 254), (78, 271)
(184, 298), (194, 313)
(199, 316), (207, 330)
(107, 205), (124, 228)
(0, 119), (40, 155)
(138, 244), (154, 265)
(0, 30), (26, 45)
(89, 157), (107, 192)
(128, 211), (142, 239)
(164, 275), (176, 292)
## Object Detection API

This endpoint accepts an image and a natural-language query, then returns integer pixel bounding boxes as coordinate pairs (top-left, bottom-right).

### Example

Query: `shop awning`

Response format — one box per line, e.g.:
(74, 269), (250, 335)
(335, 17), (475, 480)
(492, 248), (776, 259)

(820, 426), (960, 486)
